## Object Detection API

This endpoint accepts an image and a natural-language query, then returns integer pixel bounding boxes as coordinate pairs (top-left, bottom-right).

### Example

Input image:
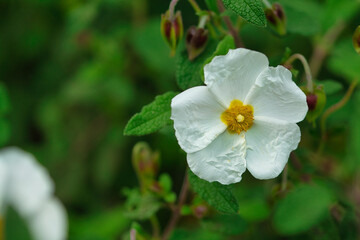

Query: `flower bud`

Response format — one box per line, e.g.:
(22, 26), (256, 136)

(161, 10), (183, 55)
(132, 142), (159, 190)
(192, 204), (208, 219)
(353, 25), (360, 54)
(306, 93), (317, 111)
(302, 85), (326, 123)
(265, 3), (286, 36)
(186, 26), (209, 61)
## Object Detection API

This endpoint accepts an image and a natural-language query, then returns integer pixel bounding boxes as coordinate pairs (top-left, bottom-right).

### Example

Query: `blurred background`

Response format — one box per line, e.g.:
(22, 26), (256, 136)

(1, 0), (360, 239)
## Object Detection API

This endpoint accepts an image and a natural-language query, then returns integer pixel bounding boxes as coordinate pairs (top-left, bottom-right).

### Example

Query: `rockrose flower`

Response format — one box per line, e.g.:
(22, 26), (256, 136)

(0, 147), (67, 240)
(171, 48), (308, 184)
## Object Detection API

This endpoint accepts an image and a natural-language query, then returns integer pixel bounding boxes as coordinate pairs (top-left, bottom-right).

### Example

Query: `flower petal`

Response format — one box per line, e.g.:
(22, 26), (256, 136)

(28, 198), (68, 240)
(244, 66), (308, 123)
(245, 117), (301, 179)
(187, 131), (247, 185)
(204, 48), (269, 106)
(0, 147), (54, 217)
(171, 86), (226, 153)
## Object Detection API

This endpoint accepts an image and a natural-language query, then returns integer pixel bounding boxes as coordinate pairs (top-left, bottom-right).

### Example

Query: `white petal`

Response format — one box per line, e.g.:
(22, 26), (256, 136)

(244, 66), (308, 123)
(187, 131), (247, 185)
(28, 198), (68, 240)
(0, 147), (54, 217)
(245, 117), (301, 179)
(204, 48), (269, 106)
(171, 86), (226, 153)
(0, 161), (7, 214)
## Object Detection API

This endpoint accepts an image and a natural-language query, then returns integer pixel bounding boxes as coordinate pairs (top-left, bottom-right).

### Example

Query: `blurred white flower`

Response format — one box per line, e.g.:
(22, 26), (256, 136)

(171, 48), (308, 185)
(0, 147), (67, 240)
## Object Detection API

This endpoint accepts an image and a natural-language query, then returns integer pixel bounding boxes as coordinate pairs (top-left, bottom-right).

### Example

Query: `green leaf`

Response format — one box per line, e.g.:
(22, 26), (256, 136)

(176, 40), (218, 90)
(205, 0), (220, 14)
(320, 80), (343, 95)
(273, 184), (334, 235)
(124, 92), (178, 136)
(5, 207), (32, 240)
(188, 170), (239, 214)
(328, 39), (360, 83)
(159, 173), (172, 192)
(278, 0), (321, 36)
(70, 205), (130, 239)
(321, 0), (360, 32)
(238, 198), (270, 222)
(222, 0), (266, 27)
(123, 188), (161, 220)
(132, 18), (176, 76)
(202, 214), (247, 235)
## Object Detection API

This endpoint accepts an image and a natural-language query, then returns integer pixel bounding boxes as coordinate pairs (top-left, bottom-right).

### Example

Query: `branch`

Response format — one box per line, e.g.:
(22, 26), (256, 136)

(162, 171), (189, 240)
(216, 0), (244, 48)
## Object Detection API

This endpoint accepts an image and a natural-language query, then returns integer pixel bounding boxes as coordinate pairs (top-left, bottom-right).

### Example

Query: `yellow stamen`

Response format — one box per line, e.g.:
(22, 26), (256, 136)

(221, 99), (254, 134)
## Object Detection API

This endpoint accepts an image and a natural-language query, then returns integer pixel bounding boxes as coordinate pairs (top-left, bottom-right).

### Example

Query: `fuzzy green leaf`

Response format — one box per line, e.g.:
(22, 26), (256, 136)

(273, 184), (333, 235)
(188, 170), (239, 214)
(222, 0), (266, 27)
(124, 92), (178, 136)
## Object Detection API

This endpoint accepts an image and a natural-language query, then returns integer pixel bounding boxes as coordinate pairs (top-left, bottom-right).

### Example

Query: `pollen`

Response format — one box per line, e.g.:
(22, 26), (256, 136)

(221, 99), (254, 134)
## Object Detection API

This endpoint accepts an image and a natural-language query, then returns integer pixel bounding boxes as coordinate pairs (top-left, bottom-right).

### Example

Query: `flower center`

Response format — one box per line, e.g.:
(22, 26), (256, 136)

(221, 99), (254, 134)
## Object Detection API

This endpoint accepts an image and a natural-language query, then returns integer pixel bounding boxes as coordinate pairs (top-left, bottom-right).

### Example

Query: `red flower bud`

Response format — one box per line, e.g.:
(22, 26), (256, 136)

(161, 10), (183, 55)
(265, 3), (286, 36)
(306, 94), (317, 111)
(186, 26), (209, 61)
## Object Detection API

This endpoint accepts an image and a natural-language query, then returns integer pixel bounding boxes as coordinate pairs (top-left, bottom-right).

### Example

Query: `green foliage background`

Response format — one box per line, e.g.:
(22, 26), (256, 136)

(1, 0), (360, 239)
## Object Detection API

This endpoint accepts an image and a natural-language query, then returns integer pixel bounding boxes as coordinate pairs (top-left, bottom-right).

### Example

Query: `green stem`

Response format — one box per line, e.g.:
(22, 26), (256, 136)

(188, 0), (201, 13)
(318, 80), (358, 154)
(216, 0), (244, 47)
(150, 216), (161, 239)
(262, 0), (272, 8)
(309, 21), (345, 80)
(285, 53), (313, 93)
(198, 15), (208, 28)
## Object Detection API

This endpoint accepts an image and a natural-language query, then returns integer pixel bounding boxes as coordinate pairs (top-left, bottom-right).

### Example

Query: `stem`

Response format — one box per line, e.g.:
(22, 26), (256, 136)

(162, 171), (189, 240)
(150, 216), (161, 238)
(198, 15), (208, 29)
(216, 0), (244, 48)
(318, 80), (358, 153)
(290, 152), (302, 171)
(169, 0), (179, 19)
(281, 164), (288, 192)
(188, 0), (201, 13)
(309, 21), (345, 79)
(285, 53), (313, 93)
(262, 0), (272, 8)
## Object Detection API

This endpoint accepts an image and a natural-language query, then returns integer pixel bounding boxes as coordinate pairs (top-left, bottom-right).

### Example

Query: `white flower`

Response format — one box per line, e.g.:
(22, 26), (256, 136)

(0, 147), (67, 240)
(171, 48), (308, 185)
